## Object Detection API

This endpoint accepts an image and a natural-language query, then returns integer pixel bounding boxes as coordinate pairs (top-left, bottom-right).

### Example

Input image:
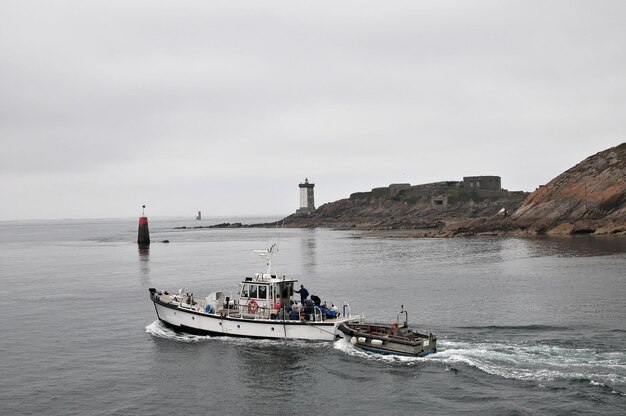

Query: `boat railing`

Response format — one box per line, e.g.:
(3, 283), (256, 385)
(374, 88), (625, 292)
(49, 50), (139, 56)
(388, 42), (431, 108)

(234, 303), (272, 319)
(172, 294), (205, 311)
(312, 306), (324, 322)
(349, 314), (365, 323)
(219, 303), (343, 323)
(397, 304), (408, 327)
(222, 304), (330, 322)
(221, 303), (282, 320)
(340, 304), (364, 322)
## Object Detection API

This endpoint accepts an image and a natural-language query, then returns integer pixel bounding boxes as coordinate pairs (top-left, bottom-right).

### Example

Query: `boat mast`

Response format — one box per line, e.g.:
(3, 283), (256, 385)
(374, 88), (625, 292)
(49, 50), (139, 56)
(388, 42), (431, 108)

(254, 221), (283, 276)
(254, 242), (277, 275)
(266, 242), (276, 274)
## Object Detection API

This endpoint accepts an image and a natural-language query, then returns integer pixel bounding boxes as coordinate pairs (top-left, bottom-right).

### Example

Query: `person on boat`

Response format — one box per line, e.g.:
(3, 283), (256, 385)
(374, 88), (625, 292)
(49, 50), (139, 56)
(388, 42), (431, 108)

(276, 308), (288, 320)
(294, 284), (309, 303)
(310, 295), (321, 306)
(303, 298), (315, 319)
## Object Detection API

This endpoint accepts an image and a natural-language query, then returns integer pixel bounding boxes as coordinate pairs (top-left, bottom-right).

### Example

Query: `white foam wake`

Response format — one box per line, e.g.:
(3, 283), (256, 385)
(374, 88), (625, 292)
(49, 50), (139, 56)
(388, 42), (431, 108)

(432, 339), (626, 388)
(333, 336), (626, 393)
(145, 320), (212, 342)
(332, 338), (428, 365)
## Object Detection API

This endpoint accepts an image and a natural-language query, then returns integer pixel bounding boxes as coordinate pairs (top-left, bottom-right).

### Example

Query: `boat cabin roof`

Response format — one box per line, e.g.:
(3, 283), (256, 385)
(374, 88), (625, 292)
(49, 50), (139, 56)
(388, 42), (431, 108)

(242, 273), (298, 285)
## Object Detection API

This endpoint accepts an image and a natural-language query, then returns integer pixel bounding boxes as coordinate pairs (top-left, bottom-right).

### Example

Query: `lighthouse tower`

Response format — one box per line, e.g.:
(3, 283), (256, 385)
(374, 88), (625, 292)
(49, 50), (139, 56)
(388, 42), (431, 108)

(297, 178), (315, 213)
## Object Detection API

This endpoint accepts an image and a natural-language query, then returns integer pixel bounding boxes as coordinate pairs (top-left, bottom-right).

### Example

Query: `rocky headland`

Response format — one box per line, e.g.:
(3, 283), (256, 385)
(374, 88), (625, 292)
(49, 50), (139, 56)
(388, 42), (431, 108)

(512, 143), (626, 235)
(281, 143), (626, 237)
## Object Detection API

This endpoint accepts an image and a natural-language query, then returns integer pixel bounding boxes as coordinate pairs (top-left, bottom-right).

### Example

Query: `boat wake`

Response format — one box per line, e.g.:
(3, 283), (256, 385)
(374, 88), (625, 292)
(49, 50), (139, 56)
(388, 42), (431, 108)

(333, 336), (625, 394)
(333, 338), (428, 365)
(147, 320), (625, 394)
(456, 324), (572, 332)
(145, 320), (211, 343)
(433, 339), (626, 394)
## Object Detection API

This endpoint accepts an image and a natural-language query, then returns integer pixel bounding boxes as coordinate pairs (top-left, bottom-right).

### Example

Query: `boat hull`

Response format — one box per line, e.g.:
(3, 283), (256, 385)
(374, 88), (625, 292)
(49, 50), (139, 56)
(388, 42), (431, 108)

(151, 295), (345, 341)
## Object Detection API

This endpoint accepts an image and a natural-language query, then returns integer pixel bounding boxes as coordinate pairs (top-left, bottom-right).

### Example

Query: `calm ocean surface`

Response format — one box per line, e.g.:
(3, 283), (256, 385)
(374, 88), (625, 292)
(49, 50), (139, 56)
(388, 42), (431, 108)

(1, 217), (625, 415)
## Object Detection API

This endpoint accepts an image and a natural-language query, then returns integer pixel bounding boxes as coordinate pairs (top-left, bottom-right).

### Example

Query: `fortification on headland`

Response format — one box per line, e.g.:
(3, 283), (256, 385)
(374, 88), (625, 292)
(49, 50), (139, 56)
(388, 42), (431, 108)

(350, 175), (512, 204)
(282, 174), (527, 233)
(281, 144), (625, 237)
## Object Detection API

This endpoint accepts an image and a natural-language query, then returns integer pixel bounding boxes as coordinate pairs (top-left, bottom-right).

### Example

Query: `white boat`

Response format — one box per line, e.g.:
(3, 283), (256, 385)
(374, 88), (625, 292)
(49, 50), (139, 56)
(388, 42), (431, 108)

(148, 243), (362, 341)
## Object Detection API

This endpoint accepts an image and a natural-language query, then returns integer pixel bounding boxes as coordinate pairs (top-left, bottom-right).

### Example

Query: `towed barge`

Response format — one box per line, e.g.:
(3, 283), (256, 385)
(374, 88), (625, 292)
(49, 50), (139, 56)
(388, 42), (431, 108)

(337, 306), (437, 356)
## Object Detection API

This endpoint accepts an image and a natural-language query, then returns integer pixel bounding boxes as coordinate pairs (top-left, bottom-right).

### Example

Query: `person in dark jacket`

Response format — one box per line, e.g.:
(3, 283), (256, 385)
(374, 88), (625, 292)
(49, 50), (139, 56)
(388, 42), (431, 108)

(294, 284), (309, 303)
(310, 295), (321, 306)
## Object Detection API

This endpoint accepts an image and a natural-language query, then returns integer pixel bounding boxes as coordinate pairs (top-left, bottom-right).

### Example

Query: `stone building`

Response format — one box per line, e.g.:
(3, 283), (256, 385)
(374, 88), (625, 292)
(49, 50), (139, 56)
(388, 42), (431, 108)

(347, 176), (508, 205)
(463, 176), (502, 191)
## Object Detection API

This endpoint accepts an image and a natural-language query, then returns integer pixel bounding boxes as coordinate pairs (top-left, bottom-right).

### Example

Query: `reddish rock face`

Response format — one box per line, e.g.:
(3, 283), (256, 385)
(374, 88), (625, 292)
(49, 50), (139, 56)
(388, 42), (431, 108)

(513, 143), (626, 235)
(279, 144), (625, 237)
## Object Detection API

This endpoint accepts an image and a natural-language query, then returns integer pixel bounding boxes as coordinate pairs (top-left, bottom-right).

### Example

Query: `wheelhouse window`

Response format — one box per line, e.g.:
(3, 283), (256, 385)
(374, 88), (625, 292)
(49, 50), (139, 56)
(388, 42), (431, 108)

(258, 285), (267, 299)
(279, 282), (293, 298)
(241, 283), (269, 299)
(248, 285), (258, 299)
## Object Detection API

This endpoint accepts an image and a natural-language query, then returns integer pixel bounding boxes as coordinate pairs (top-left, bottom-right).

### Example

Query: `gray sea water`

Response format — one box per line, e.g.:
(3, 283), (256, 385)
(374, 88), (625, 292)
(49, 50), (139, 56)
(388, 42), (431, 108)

(1, 217), (625, 415)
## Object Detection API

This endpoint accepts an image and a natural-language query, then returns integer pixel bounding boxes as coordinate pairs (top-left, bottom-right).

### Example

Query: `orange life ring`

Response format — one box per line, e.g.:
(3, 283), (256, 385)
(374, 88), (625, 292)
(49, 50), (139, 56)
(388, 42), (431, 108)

(247, 299), (259, 313)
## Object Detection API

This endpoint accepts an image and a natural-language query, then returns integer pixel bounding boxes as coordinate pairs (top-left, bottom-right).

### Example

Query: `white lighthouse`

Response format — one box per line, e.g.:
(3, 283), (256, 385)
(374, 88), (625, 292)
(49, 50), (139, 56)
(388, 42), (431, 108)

(297, 178), (315, 213)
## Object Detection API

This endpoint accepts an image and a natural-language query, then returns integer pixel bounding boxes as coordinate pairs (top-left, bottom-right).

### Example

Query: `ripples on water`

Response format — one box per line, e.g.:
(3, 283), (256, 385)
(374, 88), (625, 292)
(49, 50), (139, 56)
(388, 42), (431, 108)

(1, 218), (625, 415)
(146, 320), (626, 394)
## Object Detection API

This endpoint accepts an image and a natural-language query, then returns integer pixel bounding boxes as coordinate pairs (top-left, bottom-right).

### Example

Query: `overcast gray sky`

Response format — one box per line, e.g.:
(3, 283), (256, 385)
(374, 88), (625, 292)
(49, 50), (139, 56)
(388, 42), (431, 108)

(1, 0), (624, 220)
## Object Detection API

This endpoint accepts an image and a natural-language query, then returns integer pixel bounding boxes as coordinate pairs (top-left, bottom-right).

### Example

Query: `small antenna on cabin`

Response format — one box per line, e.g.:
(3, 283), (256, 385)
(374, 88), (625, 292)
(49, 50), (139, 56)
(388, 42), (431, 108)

(273, 220), (284, 253)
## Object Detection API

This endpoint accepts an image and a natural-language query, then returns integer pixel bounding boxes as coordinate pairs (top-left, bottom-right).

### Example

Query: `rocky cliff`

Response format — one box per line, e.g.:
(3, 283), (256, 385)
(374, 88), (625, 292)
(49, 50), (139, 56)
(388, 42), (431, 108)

(512, 143), (626, 235)
(281, 143), (626, 236)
